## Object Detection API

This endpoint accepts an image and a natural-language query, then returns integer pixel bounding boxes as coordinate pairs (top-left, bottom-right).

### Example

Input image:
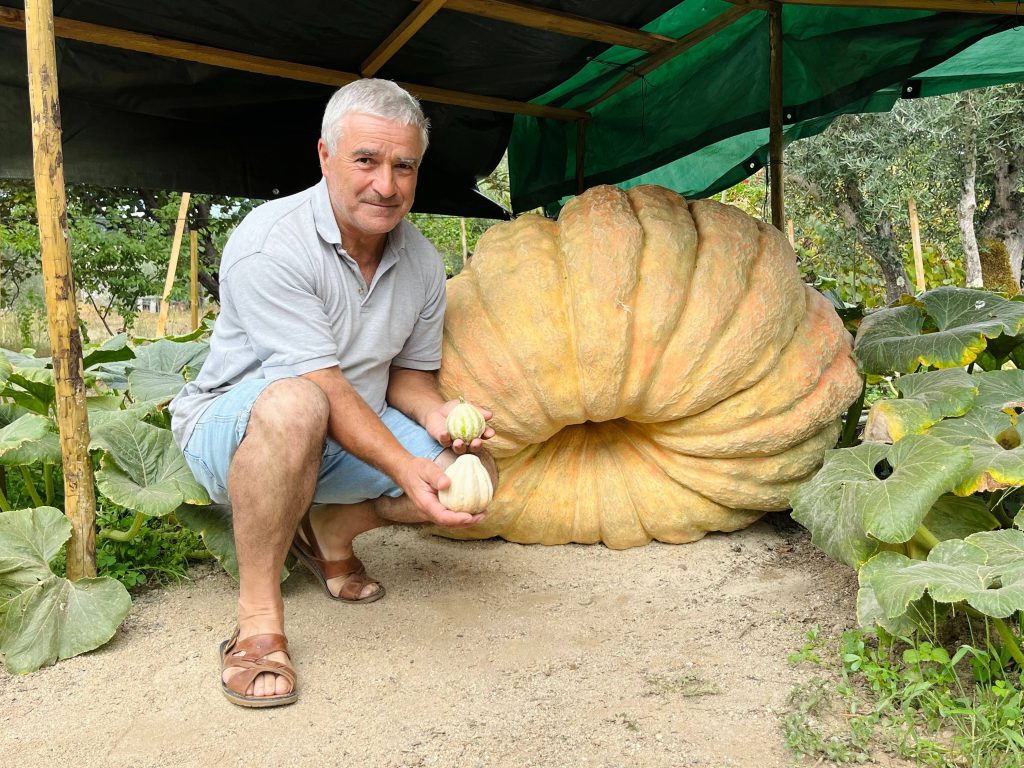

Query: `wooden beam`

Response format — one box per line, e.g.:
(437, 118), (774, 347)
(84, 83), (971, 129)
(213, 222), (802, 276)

(441, 0), (676, 52)
(580, 6), (754, 111)
(157, 192), (190, 337)
(189, 230), (200, 331)
(23, 0), (97, 580)
(779, 0), (1024, 14)
(363, 0), (448, 77)
(0, 7), (588, 121)
(769, 3), (785, 231)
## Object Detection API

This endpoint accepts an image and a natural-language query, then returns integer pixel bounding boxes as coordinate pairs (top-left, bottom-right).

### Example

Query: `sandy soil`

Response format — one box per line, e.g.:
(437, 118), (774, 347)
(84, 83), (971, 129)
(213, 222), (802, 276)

(1, 514), (908, 768)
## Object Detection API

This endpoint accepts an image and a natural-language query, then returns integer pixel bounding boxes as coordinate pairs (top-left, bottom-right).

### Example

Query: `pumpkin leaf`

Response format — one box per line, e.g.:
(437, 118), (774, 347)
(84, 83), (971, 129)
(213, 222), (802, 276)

(854, 287), (1024, 375)
(0, 414), (52, 465)
(92, 419), (210, 517)
(972, 369), (1024, 413)
(923, 494), (1001, 542)
(790, 435), (973, 569)
(82, 333), (135, 370)
(130, 339), (208, 377)
(866, 531), (1024, 620)
(925, 408), (1024, 495)
(0, 428), (61, 466)
(0, 350), (11, 388)
(175, 504), (290, 582)
(126, 368), (186, 403)
(856, 551), (943, 635)
(863, 368), (977, 443)
(0, 507), (132, 674)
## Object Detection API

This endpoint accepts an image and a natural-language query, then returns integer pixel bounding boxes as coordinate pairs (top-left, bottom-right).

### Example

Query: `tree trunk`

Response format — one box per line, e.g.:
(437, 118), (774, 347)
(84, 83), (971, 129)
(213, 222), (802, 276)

(957, 125), (984, 288)
(979, 144), (1024, 286)
(837, 179), (912, 304)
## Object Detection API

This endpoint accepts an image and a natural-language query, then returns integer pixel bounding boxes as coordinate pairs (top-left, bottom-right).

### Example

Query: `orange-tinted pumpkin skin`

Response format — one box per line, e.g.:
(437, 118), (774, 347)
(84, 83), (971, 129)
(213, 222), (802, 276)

(438, 185), (861, 549)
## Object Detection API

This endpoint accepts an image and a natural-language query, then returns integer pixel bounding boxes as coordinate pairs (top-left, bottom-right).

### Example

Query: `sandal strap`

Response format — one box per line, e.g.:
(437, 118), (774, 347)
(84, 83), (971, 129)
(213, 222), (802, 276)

(222, 630), (296, 697)
(298, 516), (365, 580)
(337, 568), (379, 601)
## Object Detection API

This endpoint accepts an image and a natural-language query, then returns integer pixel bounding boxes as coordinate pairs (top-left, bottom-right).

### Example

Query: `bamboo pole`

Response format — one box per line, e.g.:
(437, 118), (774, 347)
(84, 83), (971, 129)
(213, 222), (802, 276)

(459, 217), (468, 262)
(189, 230), (199, 330)
(768, 2), (785, 231)
(157, 192), (191, 337)
(908, 198), (926, 293)
(787, 219), (795, 247)
(23, 0), (97, 579)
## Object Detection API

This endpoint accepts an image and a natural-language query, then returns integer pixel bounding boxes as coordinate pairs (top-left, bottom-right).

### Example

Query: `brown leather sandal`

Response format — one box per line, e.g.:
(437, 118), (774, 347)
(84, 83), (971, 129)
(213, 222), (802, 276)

(219, 628), (298, 708)
(290, 516), (385, 604)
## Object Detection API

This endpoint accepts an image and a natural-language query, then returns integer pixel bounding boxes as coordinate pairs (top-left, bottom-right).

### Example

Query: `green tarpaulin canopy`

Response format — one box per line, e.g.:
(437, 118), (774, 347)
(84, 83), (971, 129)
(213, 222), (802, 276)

(510, 4), (1024, 212)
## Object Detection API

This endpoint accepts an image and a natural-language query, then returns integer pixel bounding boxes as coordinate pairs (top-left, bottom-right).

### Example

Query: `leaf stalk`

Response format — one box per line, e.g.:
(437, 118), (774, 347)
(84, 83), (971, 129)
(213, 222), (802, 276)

(98, 510), (147, 542)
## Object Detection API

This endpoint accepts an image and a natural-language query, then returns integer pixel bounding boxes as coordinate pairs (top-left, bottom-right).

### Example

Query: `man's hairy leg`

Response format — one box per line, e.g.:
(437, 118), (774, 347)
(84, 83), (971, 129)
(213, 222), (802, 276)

(225, 378), (328, 698)
(311, 449), (497, 596)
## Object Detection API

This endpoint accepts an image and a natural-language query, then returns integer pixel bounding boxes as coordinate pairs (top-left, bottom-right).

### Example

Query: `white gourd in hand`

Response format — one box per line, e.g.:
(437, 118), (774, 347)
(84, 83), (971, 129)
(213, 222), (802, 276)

(439, 454), (493, 513)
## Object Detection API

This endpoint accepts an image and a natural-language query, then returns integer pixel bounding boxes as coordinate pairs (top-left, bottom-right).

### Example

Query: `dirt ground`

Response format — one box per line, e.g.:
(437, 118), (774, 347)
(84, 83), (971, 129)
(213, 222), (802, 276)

(1, 514), (909, 768)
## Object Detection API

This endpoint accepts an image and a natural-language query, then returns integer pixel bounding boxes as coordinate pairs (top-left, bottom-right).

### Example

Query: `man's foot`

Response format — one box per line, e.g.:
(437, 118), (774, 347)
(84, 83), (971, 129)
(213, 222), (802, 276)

(220, 627), (297, 707)
(292, 510), (384, 602)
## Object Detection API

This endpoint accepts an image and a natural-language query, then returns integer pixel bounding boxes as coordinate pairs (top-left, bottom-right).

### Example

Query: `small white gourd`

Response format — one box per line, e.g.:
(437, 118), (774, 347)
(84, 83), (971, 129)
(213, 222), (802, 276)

(439, 454), (493, 513)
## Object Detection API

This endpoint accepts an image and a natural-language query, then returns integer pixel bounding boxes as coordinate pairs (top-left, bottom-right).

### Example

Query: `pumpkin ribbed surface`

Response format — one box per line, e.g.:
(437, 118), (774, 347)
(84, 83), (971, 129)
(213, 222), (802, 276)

(437, 184), (862, 549)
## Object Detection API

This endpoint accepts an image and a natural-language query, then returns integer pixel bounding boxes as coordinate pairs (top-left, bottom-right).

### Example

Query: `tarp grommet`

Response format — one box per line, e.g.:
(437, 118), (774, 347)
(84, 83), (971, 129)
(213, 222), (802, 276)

(901, 80), (923, 99)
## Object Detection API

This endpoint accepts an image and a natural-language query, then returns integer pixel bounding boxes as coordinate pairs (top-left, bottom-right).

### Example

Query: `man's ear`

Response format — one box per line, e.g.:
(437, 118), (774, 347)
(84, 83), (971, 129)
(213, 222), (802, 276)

(317, 138), (330, 175)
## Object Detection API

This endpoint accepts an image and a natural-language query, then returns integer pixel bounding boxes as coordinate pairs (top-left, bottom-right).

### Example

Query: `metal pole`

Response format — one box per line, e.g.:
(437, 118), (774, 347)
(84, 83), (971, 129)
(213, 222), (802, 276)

(23, 0), (97, 579)
(768, 3), (785, 231)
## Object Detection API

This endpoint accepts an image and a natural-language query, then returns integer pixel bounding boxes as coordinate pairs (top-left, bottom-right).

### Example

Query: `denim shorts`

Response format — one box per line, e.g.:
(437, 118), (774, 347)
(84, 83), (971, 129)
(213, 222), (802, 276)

(181, 378), (444, 505)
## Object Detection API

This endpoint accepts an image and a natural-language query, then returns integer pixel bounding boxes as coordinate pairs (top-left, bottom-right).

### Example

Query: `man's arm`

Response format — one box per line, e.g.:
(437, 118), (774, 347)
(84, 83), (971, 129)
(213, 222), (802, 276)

(387, 366), (494, 453)
(302, 366), (480, 527)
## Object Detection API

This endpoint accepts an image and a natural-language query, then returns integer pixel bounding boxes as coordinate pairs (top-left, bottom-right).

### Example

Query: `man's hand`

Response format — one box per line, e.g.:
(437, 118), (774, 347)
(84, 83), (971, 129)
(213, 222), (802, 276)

(427, 398), (495, 454)
(398, 457), (486, 527)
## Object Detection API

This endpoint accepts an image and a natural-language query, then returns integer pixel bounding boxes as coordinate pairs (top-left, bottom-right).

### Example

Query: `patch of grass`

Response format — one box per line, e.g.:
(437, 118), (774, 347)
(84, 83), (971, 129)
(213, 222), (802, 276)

(644, 669), (720, 697)
(612, 712), (639, 732)
(783, 625), (1024, 767)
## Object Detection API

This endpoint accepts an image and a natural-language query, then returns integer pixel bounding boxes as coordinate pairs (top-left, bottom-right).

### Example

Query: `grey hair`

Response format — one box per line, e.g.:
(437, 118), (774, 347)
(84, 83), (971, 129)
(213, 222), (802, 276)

(321, 79), (430, 155)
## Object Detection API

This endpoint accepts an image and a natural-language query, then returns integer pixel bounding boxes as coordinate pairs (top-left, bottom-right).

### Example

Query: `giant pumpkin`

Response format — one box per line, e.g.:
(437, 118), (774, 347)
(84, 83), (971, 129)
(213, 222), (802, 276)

(437, 184), (862, 549)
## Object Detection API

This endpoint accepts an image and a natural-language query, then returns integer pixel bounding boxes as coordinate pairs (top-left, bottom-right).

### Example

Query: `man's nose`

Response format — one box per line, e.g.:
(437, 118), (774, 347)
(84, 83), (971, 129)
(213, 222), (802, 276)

(372, 166), (397, 198)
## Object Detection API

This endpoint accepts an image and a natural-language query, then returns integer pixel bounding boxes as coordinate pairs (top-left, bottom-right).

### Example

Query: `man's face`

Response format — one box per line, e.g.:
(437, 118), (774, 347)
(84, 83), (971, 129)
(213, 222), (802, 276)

(318, 113), (423, 241)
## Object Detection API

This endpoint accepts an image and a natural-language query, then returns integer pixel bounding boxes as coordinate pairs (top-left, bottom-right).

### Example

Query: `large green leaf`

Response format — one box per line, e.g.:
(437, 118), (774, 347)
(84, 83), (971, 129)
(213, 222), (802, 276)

(0, 414), (52, 465)
(175, 504), (291, 582)
(131, 339), (208, 376)
(866, 531), (1024, 620)
(126, 368), (187, 403)
(0, 350), (11, 388)
(922, 494), (1000, 542)
(854, 287), (1024, 374)
(926, 408), (1024, 495)
(0, 429), (61, 466)
(82, 333), (135, 371)
(856, 551), (943, 636)
(972, 369), (1024, 413)
(863, 368), (976, 442)
(92, 419), (210, 516)
(791, 435), (973, 569)
(0, 507), (132, 674)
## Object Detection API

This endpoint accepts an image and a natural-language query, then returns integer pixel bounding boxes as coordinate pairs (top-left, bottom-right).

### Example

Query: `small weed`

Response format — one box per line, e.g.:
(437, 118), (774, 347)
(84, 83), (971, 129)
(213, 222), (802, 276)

(612, 712), (639, 732)
(788, 624), (826, 665)
(96, 504), (205, 589)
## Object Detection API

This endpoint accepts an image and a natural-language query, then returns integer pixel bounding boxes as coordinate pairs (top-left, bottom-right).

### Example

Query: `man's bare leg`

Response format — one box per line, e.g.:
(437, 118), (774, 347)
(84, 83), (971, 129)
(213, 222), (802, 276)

(223, 378), (329, 698)
(308, 449), (498, 598)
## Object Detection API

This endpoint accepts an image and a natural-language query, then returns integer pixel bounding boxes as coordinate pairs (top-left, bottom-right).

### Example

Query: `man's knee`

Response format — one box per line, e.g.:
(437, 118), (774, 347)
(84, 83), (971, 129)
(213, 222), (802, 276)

(248, 378), (330, 444)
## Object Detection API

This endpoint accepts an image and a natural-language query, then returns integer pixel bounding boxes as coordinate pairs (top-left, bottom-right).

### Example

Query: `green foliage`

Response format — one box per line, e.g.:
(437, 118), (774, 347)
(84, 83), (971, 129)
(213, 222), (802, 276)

(784, 627), (1024, 767)
(0, 326), (217, 672)
(792, 287), (1024, 667)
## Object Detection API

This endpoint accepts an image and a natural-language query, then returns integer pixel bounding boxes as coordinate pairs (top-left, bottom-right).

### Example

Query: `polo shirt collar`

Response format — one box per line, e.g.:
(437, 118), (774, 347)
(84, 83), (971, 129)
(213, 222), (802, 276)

(311, 177), (408, 260)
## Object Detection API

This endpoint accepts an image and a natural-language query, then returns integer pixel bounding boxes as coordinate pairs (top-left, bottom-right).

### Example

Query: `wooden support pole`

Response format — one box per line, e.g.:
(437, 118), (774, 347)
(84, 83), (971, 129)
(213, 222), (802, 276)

(787, 219), (795, 247)
(189, 230), (199, 331)
(459, 217), (468, 262)
(908, 197), (926, 293)
(23, 0), (97, 579)
(768, 2), (785, 231)
(575, 118), (588, 195)
(157, 192), (191, 337)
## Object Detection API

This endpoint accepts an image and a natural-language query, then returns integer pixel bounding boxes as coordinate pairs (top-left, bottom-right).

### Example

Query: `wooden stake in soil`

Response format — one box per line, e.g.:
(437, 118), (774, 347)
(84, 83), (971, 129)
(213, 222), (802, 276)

(157, 192), (191, 336)
(768, 2), (785, 231)
(908, 197), (926, 293)
(23, 0), (97, 579)
(189, 230), (199, 331)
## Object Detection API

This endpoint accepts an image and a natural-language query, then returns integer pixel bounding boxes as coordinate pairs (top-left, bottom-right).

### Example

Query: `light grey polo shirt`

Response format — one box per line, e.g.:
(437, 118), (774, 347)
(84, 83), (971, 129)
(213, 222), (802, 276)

(168, 178), (447, 450)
